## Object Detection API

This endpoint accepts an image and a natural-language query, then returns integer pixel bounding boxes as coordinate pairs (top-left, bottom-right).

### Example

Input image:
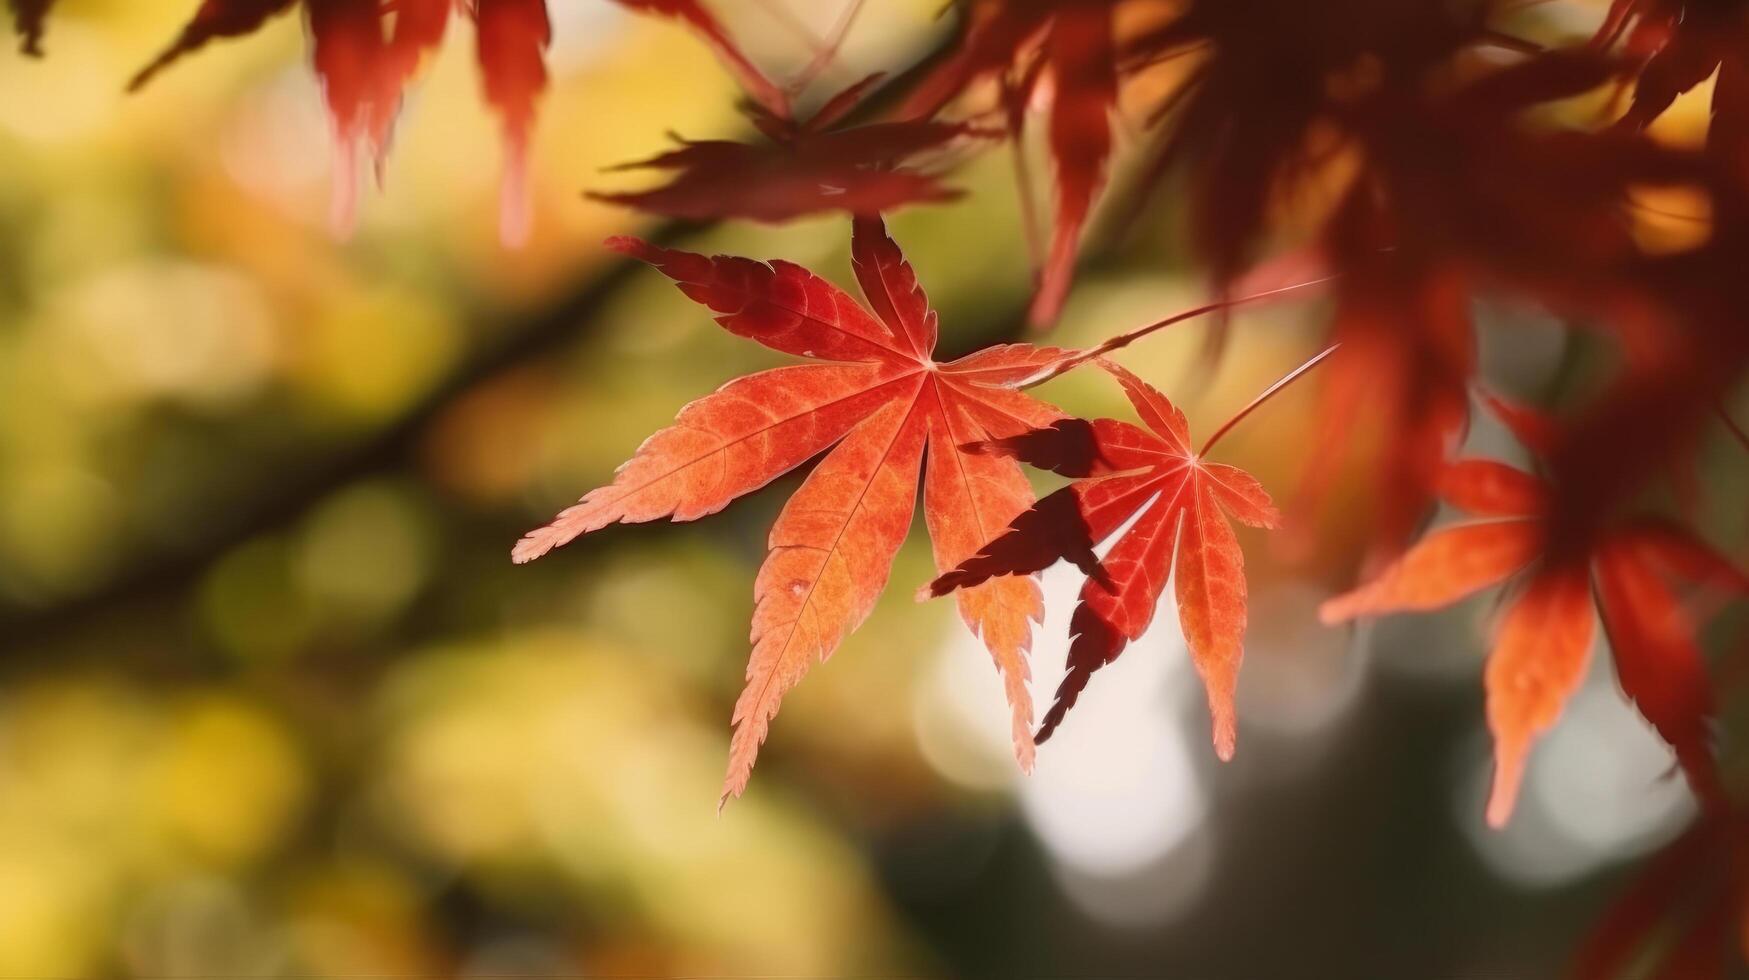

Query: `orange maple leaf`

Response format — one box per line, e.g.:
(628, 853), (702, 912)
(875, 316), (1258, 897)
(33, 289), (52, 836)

(515, 216), (1077, 806)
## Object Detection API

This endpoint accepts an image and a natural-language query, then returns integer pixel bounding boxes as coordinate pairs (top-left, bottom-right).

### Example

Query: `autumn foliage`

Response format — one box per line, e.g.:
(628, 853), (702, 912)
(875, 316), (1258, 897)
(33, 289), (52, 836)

(11, 0), (1749, 974)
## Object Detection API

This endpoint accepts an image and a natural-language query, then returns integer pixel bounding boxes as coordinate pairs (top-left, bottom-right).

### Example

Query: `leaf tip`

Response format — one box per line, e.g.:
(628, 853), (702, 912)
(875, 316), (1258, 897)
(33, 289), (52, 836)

(510, 530), (554, 565)
(499, 139), (533, 248)
(1212, 715), (1237, 762)
(1486, 754), (1525, 829)
(1317, 595), (1357, 625)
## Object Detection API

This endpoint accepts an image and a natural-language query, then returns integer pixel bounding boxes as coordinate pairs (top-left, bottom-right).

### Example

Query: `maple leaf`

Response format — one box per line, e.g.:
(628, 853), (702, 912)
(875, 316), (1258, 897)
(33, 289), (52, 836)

(590, 73), (977, 224)
(1320, 400), (1749, 827)
(901, 0), (1119, 327)
(924, 359), (1280, 757)
(8, 0), (52, 55)
(514, 216), (1078, 805)
(129, 0), (547, 242)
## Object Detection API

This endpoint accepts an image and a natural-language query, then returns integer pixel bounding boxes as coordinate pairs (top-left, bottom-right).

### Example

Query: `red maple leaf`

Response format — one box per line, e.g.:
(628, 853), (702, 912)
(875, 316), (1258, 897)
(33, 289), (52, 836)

(514, 216), (1078, 805)
(1320, 398), (1748, 827)
(902, 0), (1119, 327)
(924, 359), (1280, 756)
(590, 73), (978, 223)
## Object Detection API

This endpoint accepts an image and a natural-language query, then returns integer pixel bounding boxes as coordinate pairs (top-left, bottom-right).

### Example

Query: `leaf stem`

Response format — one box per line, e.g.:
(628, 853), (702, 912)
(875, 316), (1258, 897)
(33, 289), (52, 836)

(1199, 343), (1340, 456)
(1020, 272), (1335, 388)
(790, 0), (866, 92)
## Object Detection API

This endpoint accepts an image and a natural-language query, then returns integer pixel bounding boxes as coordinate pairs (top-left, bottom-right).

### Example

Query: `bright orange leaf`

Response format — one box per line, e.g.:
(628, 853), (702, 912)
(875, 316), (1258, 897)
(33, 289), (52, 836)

(515, 216), (1077, 805)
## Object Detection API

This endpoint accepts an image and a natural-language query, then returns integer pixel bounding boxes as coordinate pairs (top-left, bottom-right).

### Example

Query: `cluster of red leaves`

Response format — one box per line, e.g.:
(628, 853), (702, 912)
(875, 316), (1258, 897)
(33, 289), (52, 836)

(13, 0), (1749, 971)
(516, 218), (1298, 808)
(1322, 395), (1747, 827)
(113, 0), (553, 240)
(566, 0), (1749, 573)
(11, 0), (995, 239)
(512, 3), (1749, 966)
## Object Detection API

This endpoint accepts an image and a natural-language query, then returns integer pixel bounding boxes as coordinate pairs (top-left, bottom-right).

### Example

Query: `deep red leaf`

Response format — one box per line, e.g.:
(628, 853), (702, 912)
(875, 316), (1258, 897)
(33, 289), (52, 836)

(927, 359), (1280, 757)
(900, 0), (1121, 326)
(1322, 439), (1744, 825)
(589, 120), (972, 223)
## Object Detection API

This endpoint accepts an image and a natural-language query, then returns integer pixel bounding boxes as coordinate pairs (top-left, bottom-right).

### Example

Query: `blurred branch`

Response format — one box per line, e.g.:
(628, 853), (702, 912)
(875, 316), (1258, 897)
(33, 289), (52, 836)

(2, 14), (976, 649)
(2, 225), (685, 645)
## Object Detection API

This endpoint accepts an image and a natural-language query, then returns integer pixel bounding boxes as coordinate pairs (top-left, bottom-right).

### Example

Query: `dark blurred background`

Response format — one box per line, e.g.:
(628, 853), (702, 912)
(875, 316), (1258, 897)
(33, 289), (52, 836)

(1, 1), (1745, 977)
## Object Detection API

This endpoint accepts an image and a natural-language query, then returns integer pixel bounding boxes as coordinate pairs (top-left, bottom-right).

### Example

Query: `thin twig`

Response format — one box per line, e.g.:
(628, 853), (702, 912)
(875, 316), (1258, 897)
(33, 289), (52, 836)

(749, 0), (828, 55)
(1200, 343), (1341, 456)
(1004, 66), (1047, 271)
(791, 0), (867, 92)
(1019, 272), (1336, 388)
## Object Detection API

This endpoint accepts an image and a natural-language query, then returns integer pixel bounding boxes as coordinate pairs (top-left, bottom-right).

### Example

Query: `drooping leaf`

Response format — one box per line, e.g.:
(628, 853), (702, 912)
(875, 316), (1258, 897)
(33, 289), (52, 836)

(474, 0), (551, 246)
(1482, 564), (1596, 828)
(1320, 414), (1746, 826)
(926, 359), (1279, 757)
(516, 216), (1078, 804)
(305, 0), (452, 234)
(902, 0), (1120, 327)
(131, 0), (552, 243)
(1032, 3), (1116, 327)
